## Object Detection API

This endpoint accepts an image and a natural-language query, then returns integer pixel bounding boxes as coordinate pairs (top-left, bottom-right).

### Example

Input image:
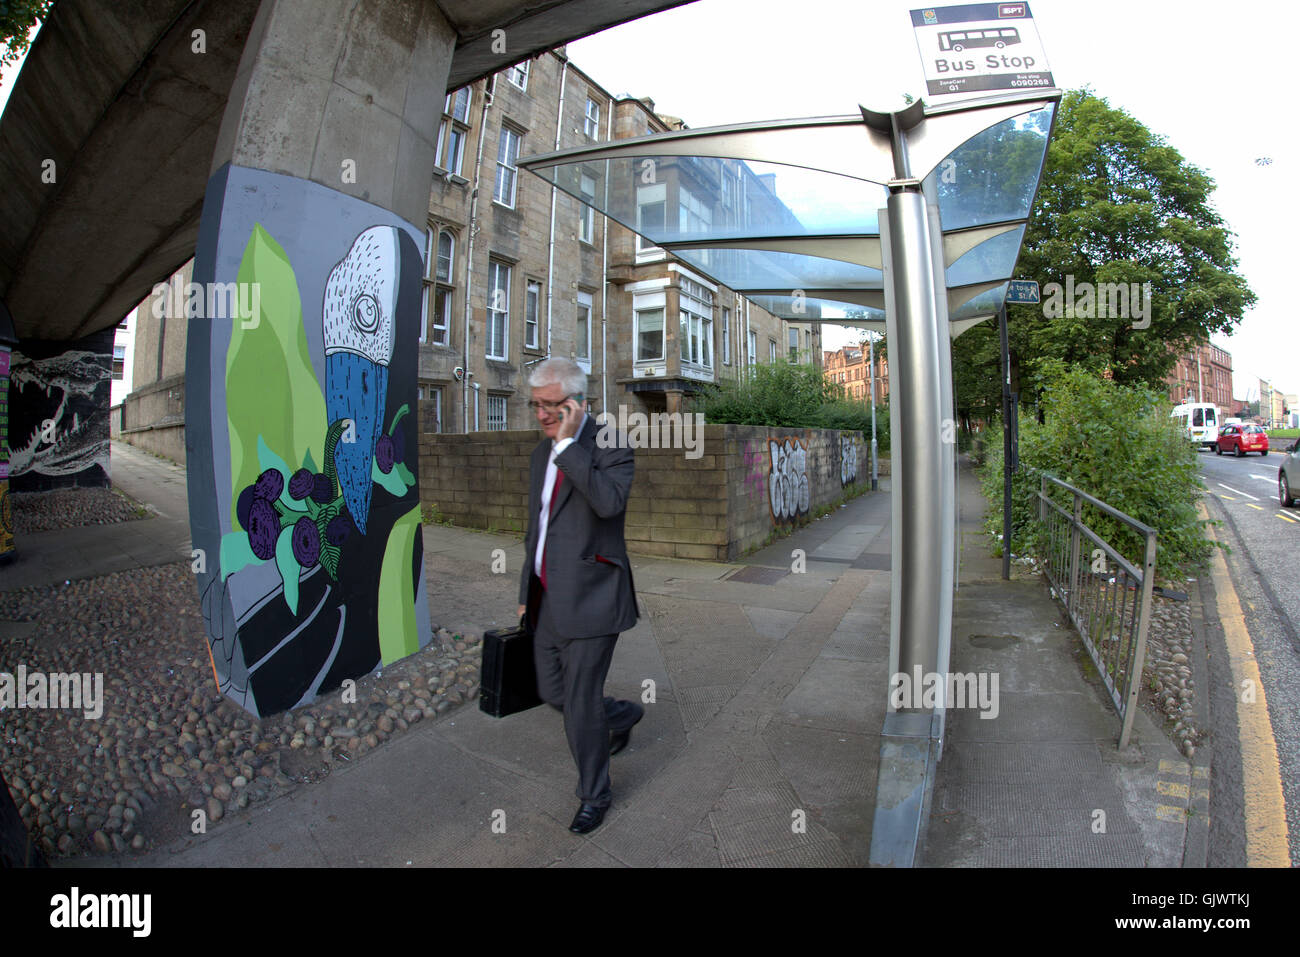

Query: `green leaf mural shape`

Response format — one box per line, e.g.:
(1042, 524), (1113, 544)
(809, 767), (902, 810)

(220, 530), (265, 580)
(371, 455), (410, 498)
(377, 506), (421, 664)
(226, 224), (326, 531)
(274, 524), (300, 615)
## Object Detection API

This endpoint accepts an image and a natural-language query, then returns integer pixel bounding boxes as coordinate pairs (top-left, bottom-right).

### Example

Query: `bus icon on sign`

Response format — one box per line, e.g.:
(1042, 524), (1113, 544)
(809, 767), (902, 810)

(938, 27), (1021, 52)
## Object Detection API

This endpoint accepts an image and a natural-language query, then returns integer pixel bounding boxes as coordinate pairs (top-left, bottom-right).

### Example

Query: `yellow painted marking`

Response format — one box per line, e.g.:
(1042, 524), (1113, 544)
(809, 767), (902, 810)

(1277, 512), (1298, 525)
(1158, 780), (1190, 800)
(1193, 767), (1209, 780)
(204, 641), (220, 691)
(1193, 788), (1210, 801)
(1247, 503), (1263, 511)
(1219, 495), (1237, 501)
(1156, 805), (1186, 823)
(1159, 760), (1189, 777)
(1202, 505), (1292, 866)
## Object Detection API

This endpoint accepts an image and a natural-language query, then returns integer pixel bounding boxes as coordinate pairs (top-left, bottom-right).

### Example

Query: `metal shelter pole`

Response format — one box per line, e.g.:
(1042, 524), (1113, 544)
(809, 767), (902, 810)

(870, 177), (947, 867)
(884, 184), (945, 689)
(1000, 304), (1012, 580)
(869, 332), (879, 491)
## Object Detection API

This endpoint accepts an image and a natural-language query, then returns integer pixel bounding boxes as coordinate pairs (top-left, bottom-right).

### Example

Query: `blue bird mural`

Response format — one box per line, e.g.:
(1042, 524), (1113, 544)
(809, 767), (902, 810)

(323, 225), (398, 535)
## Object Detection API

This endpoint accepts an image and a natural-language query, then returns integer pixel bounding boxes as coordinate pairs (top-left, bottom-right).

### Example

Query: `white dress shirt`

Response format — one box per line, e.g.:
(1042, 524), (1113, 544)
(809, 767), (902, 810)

(534, 413), (587, 577)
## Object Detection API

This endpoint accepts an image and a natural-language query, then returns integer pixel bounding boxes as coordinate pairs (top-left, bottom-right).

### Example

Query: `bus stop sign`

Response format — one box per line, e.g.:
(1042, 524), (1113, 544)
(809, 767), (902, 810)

(911, 3), (1054, 99)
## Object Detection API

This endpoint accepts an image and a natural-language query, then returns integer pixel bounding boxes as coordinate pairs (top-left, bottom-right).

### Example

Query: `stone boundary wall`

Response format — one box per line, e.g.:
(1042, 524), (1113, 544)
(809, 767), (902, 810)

(418, 423), (872, 561)
(419, 430), (534, 533)
(727, 426), (868, 558)
(115, 373), (187, 465)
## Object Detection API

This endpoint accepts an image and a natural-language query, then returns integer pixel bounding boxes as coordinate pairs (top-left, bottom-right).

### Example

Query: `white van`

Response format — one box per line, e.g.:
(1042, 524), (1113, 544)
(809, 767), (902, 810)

(1170, 402), (1219, 450)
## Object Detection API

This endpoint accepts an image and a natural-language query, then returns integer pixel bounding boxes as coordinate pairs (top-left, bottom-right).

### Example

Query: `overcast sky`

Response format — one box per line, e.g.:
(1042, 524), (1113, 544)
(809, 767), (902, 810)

(2, 2), (1293, 398)
(569, 0), (1297, 399)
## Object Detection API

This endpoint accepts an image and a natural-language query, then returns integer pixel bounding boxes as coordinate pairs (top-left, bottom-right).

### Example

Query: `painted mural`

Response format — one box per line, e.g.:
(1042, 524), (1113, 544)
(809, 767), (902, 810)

(768, 437), (810, 523)
(188, 166), (430, 717)
(5, 330), (113, 492)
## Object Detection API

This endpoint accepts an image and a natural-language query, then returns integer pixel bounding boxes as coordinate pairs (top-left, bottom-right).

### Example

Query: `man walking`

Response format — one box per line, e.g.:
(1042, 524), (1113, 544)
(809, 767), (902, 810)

(517, 358), (643, 834)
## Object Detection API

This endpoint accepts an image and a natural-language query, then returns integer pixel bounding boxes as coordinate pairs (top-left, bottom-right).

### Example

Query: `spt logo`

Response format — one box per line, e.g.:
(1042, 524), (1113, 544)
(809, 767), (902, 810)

(998, 3), (1027, 16)
(922, 8), (938, 24)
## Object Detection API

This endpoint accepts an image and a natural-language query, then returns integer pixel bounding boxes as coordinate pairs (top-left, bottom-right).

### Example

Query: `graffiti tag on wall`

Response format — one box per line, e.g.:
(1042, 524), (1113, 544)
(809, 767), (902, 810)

(741, 439), (768, 503)
(768, 438), (809, 522)
(840, 434), (859, 486)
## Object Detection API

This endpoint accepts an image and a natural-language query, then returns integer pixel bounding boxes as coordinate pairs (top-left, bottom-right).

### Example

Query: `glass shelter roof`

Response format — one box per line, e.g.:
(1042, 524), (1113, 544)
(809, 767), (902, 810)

(520, 94), (1057, 331)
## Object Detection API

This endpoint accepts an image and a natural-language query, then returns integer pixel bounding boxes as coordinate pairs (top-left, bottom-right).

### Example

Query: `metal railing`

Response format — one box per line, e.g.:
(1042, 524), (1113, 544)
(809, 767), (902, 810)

(1037, 474), (1157, 748)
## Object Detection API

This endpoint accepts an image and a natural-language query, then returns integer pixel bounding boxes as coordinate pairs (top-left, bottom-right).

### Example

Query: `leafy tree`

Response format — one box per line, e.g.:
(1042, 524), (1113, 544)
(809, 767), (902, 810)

(950, 320), (1000, 433)
(978, 362), (1214, 577)
(689, 360), (887, 447)
(691, 361), (839, 427)
(0, 0), (51, 80)
(952, 89), (1255, 418)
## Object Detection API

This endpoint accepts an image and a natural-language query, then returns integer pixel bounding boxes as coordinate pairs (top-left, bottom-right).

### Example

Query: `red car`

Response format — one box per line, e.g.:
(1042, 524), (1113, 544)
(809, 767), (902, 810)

(1216, 424), (1269, 456)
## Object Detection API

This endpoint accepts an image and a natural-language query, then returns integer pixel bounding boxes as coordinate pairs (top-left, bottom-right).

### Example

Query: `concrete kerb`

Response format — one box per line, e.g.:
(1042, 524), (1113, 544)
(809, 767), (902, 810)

(1181, 575), (1213, 867)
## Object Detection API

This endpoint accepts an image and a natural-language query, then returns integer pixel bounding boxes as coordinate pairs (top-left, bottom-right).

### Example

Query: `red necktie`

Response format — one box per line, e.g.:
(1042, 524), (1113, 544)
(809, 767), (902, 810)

(540, 469), (563, 589)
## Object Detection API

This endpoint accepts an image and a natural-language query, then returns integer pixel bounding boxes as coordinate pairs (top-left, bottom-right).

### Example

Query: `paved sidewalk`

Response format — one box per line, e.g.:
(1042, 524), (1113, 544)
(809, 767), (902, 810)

(24, 443), (1196, 867)
(922, 470), (1196, 866)
(117, 489), (894, 867)
(0, 441), (191, 590)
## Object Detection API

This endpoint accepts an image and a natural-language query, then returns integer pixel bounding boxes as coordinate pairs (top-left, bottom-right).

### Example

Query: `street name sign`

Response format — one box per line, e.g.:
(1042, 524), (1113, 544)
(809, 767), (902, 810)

(1006, 279), (1040, 304)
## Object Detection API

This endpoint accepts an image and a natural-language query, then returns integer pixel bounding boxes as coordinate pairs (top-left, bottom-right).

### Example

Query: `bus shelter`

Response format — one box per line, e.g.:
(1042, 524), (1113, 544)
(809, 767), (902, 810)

(519, 87), (1059, 864)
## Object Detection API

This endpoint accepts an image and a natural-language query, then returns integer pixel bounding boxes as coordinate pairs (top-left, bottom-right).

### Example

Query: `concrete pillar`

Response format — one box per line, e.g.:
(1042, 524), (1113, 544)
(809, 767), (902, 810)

(209, 0), (455, 224)
(185, 0), (454, 716)
(665, 390), (683, 415)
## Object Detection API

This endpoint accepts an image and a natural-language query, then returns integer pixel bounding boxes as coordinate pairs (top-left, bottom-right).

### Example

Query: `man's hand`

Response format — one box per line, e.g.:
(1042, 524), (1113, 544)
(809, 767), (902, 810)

(557, 398), (582, 442)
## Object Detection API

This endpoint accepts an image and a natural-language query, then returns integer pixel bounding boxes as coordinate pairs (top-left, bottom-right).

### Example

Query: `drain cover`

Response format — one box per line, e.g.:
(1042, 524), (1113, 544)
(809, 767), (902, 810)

(727, 565), (789, 585)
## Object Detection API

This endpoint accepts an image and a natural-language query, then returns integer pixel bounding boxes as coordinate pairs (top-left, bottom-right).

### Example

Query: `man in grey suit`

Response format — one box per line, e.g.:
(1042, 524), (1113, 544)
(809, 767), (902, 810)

(517, 358), (644, 834)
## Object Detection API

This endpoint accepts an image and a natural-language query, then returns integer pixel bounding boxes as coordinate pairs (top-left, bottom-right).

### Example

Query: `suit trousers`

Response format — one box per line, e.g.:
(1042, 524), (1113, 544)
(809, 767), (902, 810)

(533, 585), (642, 808)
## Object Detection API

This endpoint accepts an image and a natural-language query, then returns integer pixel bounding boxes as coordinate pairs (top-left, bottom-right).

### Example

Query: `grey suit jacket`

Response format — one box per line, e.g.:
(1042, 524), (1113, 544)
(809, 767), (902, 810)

(518, 416), (638, 639)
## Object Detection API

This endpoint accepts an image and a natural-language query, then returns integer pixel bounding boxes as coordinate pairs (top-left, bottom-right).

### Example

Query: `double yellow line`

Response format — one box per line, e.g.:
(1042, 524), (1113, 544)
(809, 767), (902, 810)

(1202, 505), (1291, 865)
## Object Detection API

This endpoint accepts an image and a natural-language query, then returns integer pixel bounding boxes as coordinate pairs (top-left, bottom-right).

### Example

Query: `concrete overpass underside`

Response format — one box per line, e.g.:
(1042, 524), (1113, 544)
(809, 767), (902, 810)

(0, 0), (694, 343)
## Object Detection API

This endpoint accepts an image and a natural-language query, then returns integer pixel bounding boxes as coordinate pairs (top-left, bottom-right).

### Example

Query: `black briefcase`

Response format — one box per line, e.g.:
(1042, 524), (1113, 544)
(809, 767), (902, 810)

(479, 620), (543, 717)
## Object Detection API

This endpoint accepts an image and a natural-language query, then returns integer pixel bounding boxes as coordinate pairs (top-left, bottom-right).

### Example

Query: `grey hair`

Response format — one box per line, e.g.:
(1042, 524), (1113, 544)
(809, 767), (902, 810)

(528, 357), (587, 397)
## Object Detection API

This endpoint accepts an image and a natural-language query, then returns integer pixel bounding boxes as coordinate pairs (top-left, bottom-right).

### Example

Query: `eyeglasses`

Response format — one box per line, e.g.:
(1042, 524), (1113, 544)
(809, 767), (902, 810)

(527, 394), (582, 413)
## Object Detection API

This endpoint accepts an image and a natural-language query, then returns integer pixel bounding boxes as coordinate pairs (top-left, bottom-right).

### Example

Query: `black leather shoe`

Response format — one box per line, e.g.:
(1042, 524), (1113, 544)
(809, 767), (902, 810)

(609, 707), (644, 756)
(569, 803), (607, 834)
